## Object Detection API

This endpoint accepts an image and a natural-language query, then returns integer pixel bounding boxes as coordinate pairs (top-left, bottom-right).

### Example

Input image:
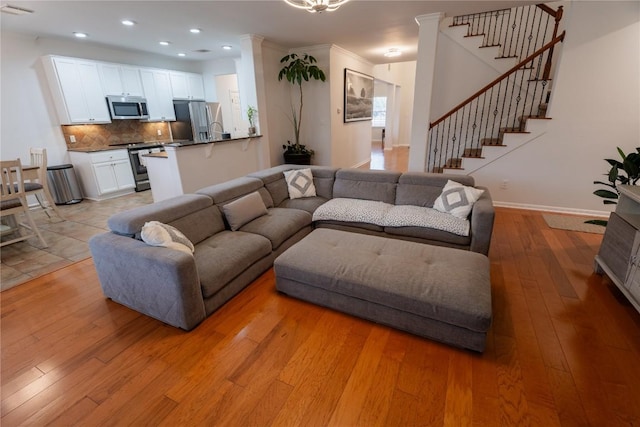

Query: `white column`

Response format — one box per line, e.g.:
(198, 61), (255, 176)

(408, 13), (444, 172)
(238, 34), (271, 169)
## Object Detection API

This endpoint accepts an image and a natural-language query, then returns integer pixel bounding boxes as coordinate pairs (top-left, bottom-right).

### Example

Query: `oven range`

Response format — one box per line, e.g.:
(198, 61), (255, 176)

(109, 142), (166, 192)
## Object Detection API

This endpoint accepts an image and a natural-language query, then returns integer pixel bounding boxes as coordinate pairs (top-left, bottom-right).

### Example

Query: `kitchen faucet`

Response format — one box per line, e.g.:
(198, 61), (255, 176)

(209, 121), (224, 140)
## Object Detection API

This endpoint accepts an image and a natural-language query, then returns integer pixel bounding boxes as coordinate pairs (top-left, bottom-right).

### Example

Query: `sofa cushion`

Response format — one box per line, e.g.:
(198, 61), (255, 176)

(239, 207), (312, 250)
(278, 196), (328, 213)
(195, 231), (272, 298)
(312, 198), (393, 226)
(197, 176), (274, 209)
(396, 173), (474, 208)
(222, 191), (268, 231)
(249, 166), (338, 206)
(384, 225), (471, 246)
(140, 221), (195, 255)
(433, 180), (484, 219)
(284, 168), (317, 199)
(384, 205), (470, 236)
(107, 194), (224, 245)
(333, 169), (400, 204)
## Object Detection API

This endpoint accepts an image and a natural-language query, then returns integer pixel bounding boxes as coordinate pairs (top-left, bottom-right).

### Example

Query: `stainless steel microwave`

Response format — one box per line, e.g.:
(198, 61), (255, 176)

(106, 95), (150, 120)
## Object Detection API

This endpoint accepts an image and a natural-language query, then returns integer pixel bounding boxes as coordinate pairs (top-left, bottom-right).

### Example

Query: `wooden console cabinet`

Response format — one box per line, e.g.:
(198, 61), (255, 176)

(594, 185), (640, 313)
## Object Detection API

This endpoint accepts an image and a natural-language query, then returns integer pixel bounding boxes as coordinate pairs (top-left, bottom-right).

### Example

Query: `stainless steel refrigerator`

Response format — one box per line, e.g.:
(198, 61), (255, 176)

(170, 100), (225, 143)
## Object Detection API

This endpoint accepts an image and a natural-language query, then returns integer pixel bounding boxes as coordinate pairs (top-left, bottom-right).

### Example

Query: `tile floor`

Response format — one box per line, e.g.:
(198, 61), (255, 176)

(0, 191), (152, 291)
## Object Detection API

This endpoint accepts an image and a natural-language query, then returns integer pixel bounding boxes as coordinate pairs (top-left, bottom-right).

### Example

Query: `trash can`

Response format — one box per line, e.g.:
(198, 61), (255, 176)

(46, 164), (83, 205)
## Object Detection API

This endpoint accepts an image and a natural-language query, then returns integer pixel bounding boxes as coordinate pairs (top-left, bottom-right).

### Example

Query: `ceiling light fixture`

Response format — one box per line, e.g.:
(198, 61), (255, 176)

(159, 41), (170, 46)
(0, 4), (34, 15)
(222, 45), (232, 50)
(121, 20), (136, 26)
(384, 48), (402, 58)
(283, 0), (349, 13)
(189, 28), (201, 34)
(178, 53), (186, 57)
(73, 32), (88, 38)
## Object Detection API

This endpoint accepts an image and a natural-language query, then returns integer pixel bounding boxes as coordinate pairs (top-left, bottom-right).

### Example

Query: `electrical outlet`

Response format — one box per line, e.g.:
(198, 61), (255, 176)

(69, 135), (76, 143)
(157, 129), (162, 136)
(500, 179), (509, 190)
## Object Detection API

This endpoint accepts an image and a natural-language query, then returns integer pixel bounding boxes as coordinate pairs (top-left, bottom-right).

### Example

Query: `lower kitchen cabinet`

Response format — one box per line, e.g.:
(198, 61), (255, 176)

(69, 150), (135, 201)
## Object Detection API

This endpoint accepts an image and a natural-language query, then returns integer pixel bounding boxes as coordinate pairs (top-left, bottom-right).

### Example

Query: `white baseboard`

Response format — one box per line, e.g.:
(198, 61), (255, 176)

(494, 201), (611, 218)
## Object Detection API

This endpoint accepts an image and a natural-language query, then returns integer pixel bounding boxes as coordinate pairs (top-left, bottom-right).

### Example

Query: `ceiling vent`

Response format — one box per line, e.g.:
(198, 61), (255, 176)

(0, 4), (34, 15)
(192, 49), (211, 53)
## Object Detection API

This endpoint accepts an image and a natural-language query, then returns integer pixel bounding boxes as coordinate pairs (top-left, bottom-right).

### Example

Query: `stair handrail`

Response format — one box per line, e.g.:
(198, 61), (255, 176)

(430, 31), (565, 130)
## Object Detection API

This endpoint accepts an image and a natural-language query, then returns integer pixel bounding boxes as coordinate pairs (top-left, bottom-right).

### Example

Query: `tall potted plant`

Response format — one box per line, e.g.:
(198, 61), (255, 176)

(278, 53), (326, 164)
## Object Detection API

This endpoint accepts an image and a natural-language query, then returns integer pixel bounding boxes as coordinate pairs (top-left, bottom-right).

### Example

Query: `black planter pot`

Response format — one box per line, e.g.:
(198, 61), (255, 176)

(283, 152), (312, 165)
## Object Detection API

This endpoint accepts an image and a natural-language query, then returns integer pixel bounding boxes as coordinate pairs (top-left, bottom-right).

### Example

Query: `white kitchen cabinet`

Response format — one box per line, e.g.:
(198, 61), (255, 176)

(42, 56), (111, 124)
(99, 64), (143, 96)
(140, 69), (176, 121)
(170, 71), (205, 100)
(69, 150), (135, 201)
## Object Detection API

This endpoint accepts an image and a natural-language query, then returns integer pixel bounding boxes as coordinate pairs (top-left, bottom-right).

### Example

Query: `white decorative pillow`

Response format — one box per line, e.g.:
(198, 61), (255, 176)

(140, 221), (194, 255)
(284, 168), (317, 200)
(222, 191), (268, 231)
(433, 180), (484, 219)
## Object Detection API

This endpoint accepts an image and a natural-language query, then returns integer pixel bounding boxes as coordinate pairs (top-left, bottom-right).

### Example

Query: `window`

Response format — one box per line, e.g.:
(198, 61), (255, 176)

(372, 96), (387, 127)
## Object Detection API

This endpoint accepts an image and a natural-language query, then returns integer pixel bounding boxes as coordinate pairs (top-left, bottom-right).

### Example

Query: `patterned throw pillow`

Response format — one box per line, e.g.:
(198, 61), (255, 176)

(433, 180), (484, 219)
(283, 168), (317, 199)
(140, 221), (194, 255)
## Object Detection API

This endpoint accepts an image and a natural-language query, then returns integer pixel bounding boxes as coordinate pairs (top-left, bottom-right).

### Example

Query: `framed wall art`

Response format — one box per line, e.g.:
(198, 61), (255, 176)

(344, 68), (374, 122)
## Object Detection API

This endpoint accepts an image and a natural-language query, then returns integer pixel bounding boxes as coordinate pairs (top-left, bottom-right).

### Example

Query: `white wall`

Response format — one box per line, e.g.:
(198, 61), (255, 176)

(373, 61), (416, 147)
(261, 41), (295, 167)
(0, 31), (203, 166)
(201, 58), (237, 101)
(470, 1), (640, 214)
(329, 45), (374, 168)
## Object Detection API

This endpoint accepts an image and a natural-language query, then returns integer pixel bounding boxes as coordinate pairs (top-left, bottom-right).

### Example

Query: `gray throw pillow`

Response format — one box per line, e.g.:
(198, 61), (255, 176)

(222, 191), (268, 231)
(140, 221), (194, 255)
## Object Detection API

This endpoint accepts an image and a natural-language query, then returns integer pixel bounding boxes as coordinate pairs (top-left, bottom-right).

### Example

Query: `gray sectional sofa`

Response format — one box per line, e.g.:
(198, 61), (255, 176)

(89, 165), (494, 330)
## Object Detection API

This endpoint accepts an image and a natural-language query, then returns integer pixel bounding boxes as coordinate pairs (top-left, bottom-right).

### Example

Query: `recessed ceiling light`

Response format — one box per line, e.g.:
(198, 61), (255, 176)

(384, 48), (402, 58)
(121, 20), (136, 26)
(178, 53), (186, 57)
(222, 45), (232, 50)
(73, 32), (88, 38)
(189, 28), (201, 34)
(159, 41), (170, 46)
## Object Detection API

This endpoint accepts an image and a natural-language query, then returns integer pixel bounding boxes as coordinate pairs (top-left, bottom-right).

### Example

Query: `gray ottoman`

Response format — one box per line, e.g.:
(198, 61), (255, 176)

(274, 228), (492, 352)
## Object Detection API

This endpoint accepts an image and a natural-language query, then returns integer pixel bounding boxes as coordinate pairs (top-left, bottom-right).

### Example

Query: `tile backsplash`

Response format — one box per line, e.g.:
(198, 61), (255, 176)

(62, 121), (171, 150)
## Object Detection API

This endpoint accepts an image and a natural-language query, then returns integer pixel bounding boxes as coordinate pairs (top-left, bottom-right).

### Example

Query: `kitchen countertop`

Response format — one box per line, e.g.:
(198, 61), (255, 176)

(67, 135), (261, 152)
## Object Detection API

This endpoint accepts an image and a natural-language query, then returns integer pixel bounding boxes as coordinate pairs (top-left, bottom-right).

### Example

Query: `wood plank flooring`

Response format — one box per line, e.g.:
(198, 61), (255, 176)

(2, 147), (640, 425)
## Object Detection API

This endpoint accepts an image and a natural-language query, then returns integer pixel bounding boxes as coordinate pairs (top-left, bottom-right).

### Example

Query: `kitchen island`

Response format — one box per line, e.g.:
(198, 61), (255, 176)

(144, 135), (265, 202)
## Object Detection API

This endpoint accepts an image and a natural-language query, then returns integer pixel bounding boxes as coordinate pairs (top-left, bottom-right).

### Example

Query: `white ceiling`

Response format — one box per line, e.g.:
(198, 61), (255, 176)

(1, 0), (539, 64)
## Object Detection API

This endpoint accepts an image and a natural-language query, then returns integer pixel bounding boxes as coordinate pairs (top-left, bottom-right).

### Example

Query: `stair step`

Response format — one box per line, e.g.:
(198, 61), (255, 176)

(480, 44), (502, 48)
(481, 138), (504, 146)
(445, 158), (463, 168)
(500, 127), (530, 134)
(463, 148), (484, 158)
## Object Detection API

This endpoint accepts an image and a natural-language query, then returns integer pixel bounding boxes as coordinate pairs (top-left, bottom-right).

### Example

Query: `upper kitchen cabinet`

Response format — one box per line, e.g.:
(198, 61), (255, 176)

(41, 56), (111, 125)
(99, 64), (144, 97)
(140, 69), (176, 122)
(170, 72), (205, 100)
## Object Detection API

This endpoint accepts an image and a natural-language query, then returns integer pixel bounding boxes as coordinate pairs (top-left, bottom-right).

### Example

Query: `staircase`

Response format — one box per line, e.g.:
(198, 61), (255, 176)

(428, 3), (564, 174)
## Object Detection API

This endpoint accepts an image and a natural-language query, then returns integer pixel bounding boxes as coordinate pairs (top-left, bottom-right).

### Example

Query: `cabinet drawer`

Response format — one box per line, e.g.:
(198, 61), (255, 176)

(89, 150), (128, 164)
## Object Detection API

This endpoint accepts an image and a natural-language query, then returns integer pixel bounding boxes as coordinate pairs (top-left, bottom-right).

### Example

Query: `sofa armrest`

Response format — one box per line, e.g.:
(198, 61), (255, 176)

(470, 187), (495, 255)
(89, 232), (206, 330)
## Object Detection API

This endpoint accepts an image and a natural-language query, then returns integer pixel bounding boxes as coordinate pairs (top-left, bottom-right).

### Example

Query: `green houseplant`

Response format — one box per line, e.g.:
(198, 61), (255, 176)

(247, 105), (257, 136)
(278, 53), (326, 164)
(587, 146), (640, 226)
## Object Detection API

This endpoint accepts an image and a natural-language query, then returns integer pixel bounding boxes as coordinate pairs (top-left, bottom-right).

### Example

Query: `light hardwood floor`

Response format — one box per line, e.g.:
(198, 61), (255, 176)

(2, 147), (640, 426)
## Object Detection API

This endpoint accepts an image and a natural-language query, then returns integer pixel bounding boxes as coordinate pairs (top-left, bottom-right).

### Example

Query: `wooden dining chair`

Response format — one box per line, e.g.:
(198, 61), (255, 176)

(0, 159), (48, 248)
(26, 147), (61, 218)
